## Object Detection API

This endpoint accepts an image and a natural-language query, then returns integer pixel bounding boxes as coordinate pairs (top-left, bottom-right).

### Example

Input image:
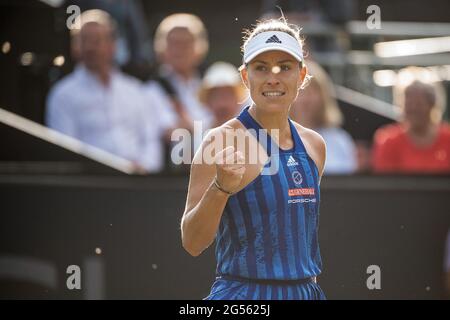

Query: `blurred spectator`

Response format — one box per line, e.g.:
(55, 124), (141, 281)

(67, 0), (153, 67)
(46, 9), (163, 172)
(290, 60), (357, 174)
(198, 62), (246, 129)
(144, 13), (213, 170)
(373, 67), (450, 174)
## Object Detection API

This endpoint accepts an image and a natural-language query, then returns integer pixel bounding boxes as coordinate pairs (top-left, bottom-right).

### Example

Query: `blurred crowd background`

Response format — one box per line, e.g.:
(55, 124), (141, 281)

(1, 0), (449, 176)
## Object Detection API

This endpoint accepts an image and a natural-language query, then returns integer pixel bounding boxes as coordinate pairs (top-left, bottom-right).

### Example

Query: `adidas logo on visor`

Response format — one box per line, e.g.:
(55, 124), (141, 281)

(265, 35), (282, 44)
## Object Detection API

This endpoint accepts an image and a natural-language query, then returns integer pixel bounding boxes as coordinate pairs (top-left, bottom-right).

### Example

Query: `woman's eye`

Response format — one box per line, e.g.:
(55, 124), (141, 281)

(281, 65), (290, 71)
(256, 65), (267, 72)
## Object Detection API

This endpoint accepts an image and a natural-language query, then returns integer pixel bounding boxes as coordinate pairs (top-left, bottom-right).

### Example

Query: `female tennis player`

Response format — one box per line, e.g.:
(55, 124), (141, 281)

(181, 17), (326, 300)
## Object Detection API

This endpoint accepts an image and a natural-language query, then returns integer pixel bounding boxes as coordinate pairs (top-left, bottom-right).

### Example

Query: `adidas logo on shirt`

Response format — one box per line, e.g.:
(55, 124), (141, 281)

(265, 35), (282, 44)
(287, 156), (299, 167)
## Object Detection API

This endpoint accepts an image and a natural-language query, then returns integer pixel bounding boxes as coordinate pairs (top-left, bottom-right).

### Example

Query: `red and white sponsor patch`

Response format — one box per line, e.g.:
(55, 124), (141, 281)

(288, 188), (315, 196)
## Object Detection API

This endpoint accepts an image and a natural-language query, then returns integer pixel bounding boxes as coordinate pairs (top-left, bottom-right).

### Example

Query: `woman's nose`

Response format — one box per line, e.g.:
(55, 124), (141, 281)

(266, 71), (280, 86)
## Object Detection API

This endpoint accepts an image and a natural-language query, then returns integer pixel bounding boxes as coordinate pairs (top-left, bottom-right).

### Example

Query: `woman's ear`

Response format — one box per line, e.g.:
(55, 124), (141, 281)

(298, 64), (307, 89)
(240, 66), (249, 89)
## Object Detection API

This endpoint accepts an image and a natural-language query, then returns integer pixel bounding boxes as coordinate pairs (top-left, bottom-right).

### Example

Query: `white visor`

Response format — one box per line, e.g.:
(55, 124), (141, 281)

(243, 31), (303, 64)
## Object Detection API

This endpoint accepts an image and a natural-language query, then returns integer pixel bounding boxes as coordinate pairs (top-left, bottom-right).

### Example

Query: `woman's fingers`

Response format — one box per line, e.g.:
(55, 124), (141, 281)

(215, 146), (235, 165)
(214, 147), (246, 193)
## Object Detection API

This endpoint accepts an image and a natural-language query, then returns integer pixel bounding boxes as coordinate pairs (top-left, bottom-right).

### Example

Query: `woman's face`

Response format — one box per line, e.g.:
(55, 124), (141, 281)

(241, 50), (305, 113)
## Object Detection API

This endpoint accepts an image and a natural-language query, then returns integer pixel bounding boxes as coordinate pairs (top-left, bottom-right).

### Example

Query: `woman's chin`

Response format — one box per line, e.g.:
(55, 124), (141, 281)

(258, 101), (288, 113)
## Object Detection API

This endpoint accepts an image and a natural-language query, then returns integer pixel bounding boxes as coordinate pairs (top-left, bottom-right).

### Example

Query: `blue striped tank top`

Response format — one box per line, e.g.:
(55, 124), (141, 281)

(215, 106), (322, 280)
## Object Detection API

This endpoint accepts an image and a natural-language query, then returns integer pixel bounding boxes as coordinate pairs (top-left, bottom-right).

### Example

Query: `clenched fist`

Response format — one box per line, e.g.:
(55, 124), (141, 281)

(214, 146), (246, 194)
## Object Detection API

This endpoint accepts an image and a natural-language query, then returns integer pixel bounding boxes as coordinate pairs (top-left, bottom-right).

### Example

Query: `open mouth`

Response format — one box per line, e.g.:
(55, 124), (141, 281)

(262, 91), (285, 97)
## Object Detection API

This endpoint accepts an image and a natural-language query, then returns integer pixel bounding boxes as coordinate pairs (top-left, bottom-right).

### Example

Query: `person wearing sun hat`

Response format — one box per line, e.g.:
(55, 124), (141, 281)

(198, 62), (247, 129)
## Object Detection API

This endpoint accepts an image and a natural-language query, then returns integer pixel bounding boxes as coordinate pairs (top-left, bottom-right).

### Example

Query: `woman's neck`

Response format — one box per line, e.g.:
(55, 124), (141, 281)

(249, 105), (289, 130)
(249, 105), (293, 147)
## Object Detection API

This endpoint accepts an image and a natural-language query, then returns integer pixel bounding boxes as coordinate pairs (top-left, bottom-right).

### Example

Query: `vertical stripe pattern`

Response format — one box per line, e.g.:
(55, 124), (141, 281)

(210, 106), (324, 300)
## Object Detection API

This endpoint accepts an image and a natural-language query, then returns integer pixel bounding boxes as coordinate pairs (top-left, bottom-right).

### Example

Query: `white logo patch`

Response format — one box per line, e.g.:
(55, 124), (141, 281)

(288, 198), (317, 204)
(287, 155), (299, 167)
(292, 170), (303, 185)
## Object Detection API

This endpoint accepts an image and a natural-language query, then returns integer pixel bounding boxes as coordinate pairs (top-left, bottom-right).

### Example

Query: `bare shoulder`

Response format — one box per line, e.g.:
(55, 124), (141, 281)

(204, 118), (245, 138)
(292, 121), (326, 150)
(291, 121), (327, 177)
(218, 118), (246, 131)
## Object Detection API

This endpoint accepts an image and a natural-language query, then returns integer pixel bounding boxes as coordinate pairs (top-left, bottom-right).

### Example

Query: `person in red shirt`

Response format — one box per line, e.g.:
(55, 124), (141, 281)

(373, 67), (450, 174)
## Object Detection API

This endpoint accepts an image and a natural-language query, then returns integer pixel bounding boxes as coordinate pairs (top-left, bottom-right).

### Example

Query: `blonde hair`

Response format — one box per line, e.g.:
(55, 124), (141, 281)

(302, 60), (343, 127)
(393, 66), (446, 124)
(153, 13), (208, 60)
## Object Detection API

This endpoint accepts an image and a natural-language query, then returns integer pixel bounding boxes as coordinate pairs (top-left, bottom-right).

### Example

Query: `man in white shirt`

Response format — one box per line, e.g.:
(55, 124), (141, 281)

(46, 9), (163, 172)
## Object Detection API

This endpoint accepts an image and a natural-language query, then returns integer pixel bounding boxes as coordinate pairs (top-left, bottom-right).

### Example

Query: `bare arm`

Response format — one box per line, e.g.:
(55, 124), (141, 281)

(313, 132), (327, 184)
(181, 128), (245, 256)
